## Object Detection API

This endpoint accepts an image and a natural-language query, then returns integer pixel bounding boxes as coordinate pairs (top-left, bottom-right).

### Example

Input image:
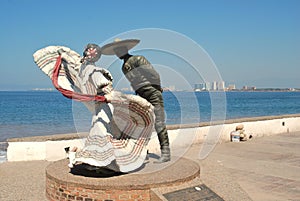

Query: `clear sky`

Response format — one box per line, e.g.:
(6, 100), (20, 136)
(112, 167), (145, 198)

(0, 0), (299, 90)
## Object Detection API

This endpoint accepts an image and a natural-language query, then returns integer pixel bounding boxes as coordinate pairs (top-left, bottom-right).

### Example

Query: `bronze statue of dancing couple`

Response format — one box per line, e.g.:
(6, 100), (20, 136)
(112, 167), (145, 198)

(33, 38), (171, 173)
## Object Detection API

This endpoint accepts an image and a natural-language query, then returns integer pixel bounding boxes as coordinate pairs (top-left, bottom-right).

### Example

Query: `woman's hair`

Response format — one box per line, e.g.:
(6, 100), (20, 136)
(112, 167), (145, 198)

(82, 43), (101, 63)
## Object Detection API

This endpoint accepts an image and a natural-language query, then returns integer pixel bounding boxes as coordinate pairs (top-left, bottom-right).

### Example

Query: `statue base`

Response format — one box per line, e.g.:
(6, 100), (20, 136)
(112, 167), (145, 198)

(46, 157), (200, 201)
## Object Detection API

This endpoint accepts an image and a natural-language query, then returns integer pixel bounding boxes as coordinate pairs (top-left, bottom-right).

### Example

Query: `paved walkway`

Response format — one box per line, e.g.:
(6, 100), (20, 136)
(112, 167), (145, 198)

(0, 131), (299, 201)
(193, 131), (300, 201)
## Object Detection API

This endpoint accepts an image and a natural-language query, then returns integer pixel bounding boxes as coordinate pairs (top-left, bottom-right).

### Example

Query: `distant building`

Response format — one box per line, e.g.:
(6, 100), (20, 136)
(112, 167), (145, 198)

(193, 81), (238, 91)
(289, 88), (295, 91)
(194, 83), (205, 91)
(208, 81), (225, 91)
(227, 84), (236, 91)
(217, 81), (225, 91)
(168, 85), (176, 91)
(212, 81), (217, 91)
(32, 88), (55, 91)
(205, 82), (211, 91)
(242, 85), (256, 91)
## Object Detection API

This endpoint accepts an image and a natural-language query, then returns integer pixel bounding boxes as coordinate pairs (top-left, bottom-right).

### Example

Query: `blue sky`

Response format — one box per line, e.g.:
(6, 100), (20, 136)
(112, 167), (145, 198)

(0, 0), (299, 90)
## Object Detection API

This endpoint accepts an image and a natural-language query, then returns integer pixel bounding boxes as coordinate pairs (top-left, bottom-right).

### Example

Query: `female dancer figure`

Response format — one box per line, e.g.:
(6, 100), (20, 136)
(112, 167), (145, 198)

(33, 44), (154, 173)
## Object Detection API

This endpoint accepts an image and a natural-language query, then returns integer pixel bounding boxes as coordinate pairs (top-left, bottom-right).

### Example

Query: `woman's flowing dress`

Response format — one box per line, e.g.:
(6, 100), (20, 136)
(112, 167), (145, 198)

(33, 46), (154, 172)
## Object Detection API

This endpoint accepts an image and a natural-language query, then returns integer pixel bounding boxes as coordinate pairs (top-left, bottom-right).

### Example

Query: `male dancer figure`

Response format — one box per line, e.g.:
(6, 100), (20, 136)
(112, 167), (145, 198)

(102, 39), (171, 163)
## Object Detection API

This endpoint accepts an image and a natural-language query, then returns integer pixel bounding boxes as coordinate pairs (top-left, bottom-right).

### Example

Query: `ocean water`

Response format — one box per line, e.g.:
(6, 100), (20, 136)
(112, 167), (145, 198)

(0, 90), (300, 162)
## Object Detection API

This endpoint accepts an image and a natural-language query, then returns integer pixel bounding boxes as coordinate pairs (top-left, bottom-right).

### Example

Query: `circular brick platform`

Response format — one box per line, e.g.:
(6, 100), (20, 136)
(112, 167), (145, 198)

(46, 157), (200, 201)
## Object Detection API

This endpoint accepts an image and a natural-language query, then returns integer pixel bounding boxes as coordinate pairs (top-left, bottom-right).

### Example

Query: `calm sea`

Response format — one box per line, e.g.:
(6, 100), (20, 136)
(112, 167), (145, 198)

(0, 90), (300, 162)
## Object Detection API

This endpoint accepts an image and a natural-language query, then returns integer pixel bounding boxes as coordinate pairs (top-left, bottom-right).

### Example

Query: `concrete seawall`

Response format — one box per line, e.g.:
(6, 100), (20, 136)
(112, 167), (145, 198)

(6, 114), (300, 162)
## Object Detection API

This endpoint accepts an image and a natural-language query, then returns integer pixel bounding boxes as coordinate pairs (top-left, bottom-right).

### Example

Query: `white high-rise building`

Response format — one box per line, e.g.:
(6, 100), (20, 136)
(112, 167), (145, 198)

(212, 81), (217, 91)
(217, 81), (225, 91)
(205, 82), (211, 91)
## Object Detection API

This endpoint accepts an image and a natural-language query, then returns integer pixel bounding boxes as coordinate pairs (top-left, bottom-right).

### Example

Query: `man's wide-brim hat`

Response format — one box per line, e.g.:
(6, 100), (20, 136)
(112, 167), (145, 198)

(101, 38), (140, 55)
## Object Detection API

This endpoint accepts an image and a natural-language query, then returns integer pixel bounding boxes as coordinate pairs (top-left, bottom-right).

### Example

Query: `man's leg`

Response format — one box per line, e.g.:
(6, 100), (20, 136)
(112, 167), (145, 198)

(137, 86), (170, 163)
(154, 121), (170, 163)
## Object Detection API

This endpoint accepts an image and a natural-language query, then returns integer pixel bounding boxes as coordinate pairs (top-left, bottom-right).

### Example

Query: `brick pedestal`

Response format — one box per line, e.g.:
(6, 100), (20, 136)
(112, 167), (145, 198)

(46, 158), (200, 201)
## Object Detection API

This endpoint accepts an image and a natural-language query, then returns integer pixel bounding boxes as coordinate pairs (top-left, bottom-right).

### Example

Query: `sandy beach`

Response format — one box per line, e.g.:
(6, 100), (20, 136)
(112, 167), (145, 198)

(0, 131), (299, 201)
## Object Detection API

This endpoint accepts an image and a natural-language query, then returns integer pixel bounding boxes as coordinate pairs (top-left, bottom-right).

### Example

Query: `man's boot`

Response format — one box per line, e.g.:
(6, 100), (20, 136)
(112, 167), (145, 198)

(154, 128), (171, 163)
(154, 146), (170, 163)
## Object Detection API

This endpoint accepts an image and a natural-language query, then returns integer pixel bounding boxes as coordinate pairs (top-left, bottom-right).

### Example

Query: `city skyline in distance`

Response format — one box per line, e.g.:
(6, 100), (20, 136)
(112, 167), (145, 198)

(0, 1), (299, 91)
